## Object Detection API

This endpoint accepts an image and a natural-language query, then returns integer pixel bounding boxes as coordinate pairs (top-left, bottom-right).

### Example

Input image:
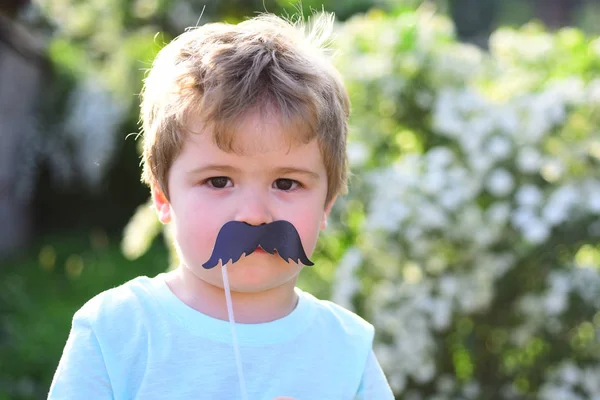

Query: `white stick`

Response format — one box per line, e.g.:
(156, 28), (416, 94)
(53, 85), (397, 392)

(221, 264), (248, 400)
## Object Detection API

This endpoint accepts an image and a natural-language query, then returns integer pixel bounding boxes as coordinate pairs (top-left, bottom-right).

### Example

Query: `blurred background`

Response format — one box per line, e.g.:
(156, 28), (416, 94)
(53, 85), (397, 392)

(1, 0), (600, 399)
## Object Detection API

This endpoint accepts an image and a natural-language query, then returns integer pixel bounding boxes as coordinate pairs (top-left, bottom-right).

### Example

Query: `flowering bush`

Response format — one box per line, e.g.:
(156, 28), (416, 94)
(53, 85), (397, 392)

(331, 6), (600, 399)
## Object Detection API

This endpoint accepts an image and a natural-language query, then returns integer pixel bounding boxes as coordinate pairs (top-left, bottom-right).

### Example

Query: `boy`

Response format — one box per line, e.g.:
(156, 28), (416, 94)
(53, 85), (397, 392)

(49, 12), (394, 400)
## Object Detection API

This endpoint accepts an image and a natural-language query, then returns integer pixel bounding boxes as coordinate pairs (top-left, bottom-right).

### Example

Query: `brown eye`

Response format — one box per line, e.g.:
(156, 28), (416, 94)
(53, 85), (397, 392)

(274, 179), (296, 191)
(209, 177), (230, 188)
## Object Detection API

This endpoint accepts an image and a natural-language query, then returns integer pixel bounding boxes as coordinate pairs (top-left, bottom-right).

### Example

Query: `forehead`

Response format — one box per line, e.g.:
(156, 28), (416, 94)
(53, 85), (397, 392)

(187, 108), (317, 157)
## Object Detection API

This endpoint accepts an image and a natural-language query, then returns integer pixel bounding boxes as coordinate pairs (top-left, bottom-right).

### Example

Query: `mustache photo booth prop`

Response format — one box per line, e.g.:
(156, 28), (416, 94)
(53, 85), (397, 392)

(202, 220), (314, 269)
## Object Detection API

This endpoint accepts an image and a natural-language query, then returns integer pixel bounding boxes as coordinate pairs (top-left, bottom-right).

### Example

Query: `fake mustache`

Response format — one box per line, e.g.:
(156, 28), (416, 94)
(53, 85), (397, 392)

(202, 220), (314, 269)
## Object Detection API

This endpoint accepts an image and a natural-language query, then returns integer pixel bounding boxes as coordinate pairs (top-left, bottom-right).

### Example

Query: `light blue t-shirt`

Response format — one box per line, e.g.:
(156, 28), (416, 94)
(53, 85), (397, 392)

(49, 273), (394, 400)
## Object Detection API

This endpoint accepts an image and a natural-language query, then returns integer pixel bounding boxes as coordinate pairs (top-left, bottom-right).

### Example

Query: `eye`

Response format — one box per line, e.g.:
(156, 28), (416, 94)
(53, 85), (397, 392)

(274, 178), (299, 191)
(207, 177), (231, 189)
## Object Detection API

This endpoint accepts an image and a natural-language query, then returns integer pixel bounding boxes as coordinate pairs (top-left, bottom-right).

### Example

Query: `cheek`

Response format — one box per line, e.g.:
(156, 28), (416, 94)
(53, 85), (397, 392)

(172, 204), (224, 261)
(289, 209), (323, 255)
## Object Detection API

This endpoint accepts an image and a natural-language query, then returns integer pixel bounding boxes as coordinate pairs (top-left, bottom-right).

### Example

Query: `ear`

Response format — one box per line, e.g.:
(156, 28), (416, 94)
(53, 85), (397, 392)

(320, 195), (337, 231)
(151, 184), (172, 224)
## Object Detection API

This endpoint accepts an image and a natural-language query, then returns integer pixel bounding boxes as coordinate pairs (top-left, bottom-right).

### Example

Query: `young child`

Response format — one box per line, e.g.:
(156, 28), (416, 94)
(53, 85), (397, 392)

(49, 12), (394, 400)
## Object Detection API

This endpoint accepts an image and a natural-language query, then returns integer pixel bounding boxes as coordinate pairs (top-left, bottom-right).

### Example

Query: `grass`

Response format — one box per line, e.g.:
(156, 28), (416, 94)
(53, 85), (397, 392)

(0, 231), (169, 400)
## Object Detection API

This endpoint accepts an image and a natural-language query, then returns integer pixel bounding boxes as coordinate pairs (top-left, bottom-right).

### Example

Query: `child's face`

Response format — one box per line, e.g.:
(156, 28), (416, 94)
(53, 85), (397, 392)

(153, 111), (335, 292)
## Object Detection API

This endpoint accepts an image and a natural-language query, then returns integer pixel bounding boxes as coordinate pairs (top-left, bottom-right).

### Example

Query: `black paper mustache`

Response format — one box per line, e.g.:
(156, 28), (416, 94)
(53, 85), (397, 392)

(202, 220), (314, 269)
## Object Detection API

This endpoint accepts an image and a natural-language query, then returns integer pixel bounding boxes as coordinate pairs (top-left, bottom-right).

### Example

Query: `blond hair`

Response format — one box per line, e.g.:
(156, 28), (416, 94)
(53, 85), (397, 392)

(139, 13), (350, 204)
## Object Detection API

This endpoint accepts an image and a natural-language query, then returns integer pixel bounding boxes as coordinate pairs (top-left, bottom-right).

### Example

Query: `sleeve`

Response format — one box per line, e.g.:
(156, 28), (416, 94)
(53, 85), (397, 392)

(47, 310), (114, 399)
(354, 350), (395, 400)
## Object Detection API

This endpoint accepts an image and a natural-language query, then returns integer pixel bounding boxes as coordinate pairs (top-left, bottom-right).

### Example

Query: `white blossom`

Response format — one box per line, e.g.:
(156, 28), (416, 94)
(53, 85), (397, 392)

(331, 247), (362, 310)
(413, 361), (436, 383)
(347, 141), (369, 167)
(584, 181), (600, 213)
(588, 79), (600, 103)
(436, 375), (456, 393)
(522, 218), (551, 244)
(548, 77), (586, 105)
(429, 298), (452, 330)
(516, 146), (542, 173)
(516, 184), (544, 208)
(541, 158), (566, 182)
(486, 135), (512, 160)
(544, 291), (568, 315)
(486, 202), (511, 226)
(511, 207), (535, 230)
(486, 169), (514, 196)
(463, 382), (480, 399)
(560, 363), (580, 385)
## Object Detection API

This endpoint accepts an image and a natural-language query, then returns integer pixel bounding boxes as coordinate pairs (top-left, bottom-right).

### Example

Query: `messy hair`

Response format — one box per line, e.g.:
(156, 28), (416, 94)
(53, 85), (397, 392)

(139, 12), (350, 204)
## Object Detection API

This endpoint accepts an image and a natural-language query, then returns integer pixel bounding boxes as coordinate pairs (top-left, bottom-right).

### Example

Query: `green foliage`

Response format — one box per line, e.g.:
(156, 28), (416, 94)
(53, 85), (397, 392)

(0, 233), (168, 399)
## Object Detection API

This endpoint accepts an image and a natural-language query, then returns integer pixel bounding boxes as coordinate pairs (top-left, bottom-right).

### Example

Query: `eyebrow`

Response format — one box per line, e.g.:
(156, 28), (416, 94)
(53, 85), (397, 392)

(188, 165), (320, 179)
(188, 165), (240, 175)
(274, 167), (320, 180)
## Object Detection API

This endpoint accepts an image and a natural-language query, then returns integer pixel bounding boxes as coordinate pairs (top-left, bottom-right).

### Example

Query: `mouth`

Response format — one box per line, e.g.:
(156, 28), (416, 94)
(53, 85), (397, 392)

(254, 246), (266, 254)
(252, 246), (278, 256)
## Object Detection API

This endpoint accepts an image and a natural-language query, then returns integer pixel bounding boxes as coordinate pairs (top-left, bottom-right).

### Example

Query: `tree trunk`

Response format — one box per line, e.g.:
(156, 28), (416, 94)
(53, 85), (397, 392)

(449, 0), (497, 48)
(0, 14), (46, 259)
(533, 0), (581, 28)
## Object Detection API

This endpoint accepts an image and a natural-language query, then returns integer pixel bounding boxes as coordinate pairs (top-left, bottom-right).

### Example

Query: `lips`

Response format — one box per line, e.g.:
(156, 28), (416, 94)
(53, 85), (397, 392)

(252, 246), (278, 256)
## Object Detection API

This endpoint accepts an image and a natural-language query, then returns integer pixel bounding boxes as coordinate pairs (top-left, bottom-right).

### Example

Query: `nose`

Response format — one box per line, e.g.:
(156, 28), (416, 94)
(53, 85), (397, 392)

(233, 187), (273, 226)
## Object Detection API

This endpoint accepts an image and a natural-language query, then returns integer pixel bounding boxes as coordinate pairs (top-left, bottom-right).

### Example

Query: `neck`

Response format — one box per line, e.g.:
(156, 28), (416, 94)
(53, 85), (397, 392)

(165, 265), (299, 324)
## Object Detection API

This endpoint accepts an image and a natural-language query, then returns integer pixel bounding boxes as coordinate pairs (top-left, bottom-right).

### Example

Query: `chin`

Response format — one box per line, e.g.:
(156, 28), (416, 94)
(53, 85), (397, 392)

(225, 275), (289, 293)
(224, 260), (299, 292)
